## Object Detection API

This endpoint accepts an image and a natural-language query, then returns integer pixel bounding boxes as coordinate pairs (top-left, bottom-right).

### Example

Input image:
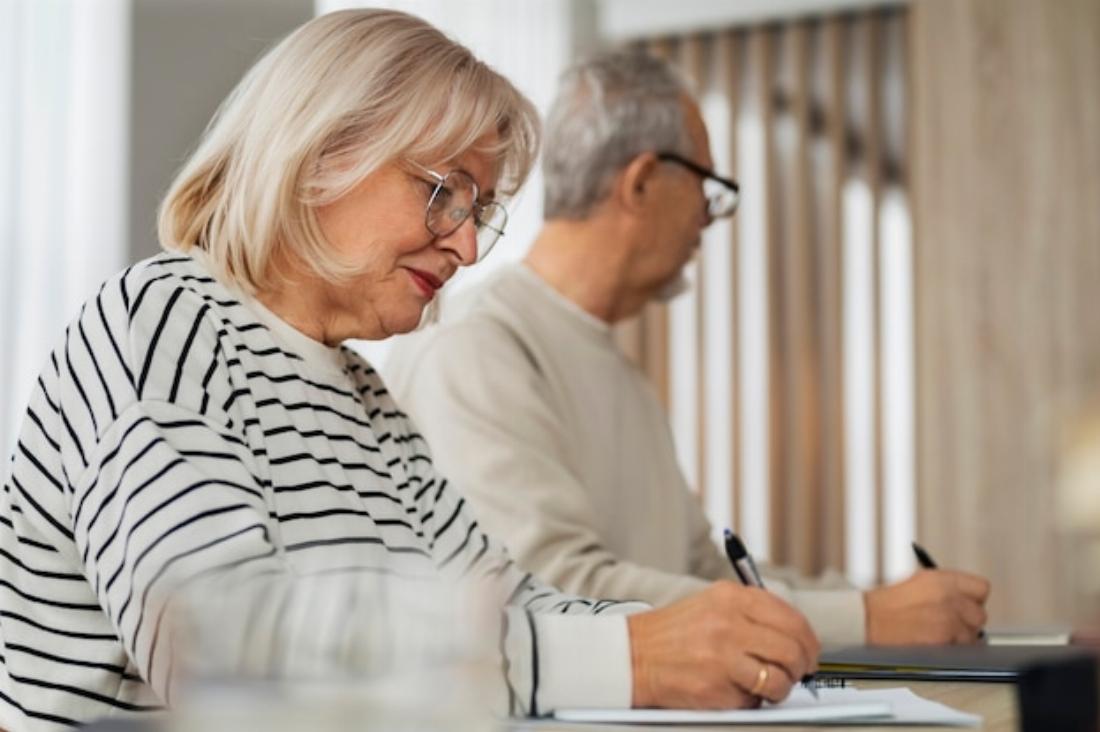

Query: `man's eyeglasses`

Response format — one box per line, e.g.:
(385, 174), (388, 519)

(410, 163), (508, 262)
(657, 152), (740, 220)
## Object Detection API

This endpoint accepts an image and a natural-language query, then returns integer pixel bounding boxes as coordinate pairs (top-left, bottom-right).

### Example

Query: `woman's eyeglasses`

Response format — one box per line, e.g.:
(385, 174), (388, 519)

(410, 163), (508, 262)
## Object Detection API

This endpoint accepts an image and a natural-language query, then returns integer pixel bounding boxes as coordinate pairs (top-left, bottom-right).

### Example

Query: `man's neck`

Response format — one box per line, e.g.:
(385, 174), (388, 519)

(524, 218), (649, 324)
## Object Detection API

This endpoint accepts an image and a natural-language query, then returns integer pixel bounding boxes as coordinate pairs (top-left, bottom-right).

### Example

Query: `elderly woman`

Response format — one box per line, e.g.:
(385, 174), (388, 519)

(0, 9), (817, 731)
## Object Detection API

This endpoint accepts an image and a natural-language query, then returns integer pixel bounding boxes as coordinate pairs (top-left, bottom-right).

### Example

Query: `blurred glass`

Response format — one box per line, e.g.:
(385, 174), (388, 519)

(166, 570), (503, 732)
(1056, 398), (1100, 625)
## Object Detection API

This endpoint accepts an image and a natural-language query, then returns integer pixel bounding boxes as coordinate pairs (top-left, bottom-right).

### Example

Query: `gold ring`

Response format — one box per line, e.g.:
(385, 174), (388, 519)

(750, 664), (770, 696)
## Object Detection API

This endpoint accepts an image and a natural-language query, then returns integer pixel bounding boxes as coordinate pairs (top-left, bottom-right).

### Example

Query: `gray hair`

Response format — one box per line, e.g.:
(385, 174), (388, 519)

(542, 50), (694, 220)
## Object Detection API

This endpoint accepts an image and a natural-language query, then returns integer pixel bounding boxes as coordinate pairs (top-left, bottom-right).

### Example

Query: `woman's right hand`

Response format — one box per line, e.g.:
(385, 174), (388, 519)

(626, 581), (820, 709)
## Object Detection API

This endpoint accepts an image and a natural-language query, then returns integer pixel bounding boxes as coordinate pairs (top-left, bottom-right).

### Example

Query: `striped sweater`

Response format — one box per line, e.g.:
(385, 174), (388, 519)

(0, 252), (638, 731)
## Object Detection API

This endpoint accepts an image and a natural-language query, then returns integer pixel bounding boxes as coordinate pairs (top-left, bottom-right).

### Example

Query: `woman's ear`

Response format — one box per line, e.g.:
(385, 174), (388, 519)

(614, 152), (660, 216)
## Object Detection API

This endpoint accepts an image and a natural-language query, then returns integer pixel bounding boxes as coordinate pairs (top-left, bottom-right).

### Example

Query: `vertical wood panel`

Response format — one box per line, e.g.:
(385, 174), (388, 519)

(680, 35), (708, 501)
(722, 30), (744, 536)
(748, 26), (786, 563)
(913, 0), (1100, 623)
(782, 21), (821, 573)
(642, 37), (677, 409)
(912, 1), (969, 581)
(820, 16), (849, 573)
(647, 37), (676, 61)
(861, 11), (886, 584)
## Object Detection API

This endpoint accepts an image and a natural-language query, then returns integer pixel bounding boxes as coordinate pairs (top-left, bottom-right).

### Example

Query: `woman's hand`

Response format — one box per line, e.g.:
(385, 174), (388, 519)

(627, 581), (820, 709)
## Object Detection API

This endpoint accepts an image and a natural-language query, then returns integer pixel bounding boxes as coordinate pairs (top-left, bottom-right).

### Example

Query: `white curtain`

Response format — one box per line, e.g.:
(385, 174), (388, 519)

(0, 0), (130, 457)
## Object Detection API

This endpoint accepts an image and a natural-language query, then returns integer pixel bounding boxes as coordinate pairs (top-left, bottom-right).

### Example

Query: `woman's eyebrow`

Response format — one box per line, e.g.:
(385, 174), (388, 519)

(451, 166), (498, 203)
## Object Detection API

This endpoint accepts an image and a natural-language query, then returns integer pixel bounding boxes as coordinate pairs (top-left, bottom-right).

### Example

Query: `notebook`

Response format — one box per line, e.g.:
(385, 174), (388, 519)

(819, 643), (1092, 682)
(552, 686), (979, 726)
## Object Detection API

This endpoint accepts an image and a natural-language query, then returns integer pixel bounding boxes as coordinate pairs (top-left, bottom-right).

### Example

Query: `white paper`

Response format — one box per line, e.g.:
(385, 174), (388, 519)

(985, 625), (1072, 646)
(553, 686), (981, 726)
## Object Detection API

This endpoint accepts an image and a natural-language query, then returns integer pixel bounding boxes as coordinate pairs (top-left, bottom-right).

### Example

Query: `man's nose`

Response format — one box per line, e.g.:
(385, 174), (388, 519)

(700, 198), (714, 229)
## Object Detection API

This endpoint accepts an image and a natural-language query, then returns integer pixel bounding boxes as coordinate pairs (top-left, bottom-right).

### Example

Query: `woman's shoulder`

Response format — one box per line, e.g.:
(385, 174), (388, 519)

(120, 251), (244, 327)
(55, 252), (233, 384)
(113, 251), (283, 357)
(11, 253), (253, 476)
(76, 251), (266, 410)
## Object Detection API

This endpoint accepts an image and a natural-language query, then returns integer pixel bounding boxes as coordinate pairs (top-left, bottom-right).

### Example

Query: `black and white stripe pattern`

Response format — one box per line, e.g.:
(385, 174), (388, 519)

(1, 253), (641, 731)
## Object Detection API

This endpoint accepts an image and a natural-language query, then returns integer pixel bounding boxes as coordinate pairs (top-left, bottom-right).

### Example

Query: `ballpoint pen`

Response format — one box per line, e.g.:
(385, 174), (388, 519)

(724, 529), (819, 699)
(911, 541), (937, 571)
(911, 541), (987, 641)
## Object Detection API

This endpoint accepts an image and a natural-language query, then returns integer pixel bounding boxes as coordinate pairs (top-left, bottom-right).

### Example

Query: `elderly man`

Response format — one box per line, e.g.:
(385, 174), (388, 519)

(385, 50), (990, 646)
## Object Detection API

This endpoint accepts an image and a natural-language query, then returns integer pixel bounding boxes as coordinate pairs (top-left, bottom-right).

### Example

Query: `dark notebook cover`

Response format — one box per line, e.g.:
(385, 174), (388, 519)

(819, 644), (1094, 682)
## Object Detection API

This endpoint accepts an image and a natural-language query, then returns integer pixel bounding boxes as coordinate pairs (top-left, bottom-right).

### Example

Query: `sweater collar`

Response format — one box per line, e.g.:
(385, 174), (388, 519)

(511, 262), (612, 341)
(187, 249), (349, 379)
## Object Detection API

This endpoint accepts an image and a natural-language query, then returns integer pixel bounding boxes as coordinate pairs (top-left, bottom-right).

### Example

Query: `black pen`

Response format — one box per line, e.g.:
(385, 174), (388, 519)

(723, 529), (819, 699)
(911, 541), (937, 570)
(911, 541), (986, 641)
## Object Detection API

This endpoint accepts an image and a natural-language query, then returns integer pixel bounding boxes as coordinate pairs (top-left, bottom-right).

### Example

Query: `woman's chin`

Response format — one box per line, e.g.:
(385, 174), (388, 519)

(377, 308), (428, 339)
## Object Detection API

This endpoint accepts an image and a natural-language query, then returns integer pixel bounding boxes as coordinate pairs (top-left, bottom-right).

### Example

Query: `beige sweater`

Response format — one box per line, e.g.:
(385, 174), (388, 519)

(385, 263), (865, 644)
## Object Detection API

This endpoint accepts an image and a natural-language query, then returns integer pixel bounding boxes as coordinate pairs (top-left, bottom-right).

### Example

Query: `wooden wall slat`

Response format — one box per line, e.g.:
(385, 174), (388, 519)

(680, 35), (708, 501)
(722, 30), (744, 536)
(913, 0), (1100, 624)
(820, 16), (848, 574)
(639, 37), (677, 409)
(748, 26), (787, 563)
(783, 21), (821, 573)
(647, 37), (675, 61)
(861, 11), (886, 584)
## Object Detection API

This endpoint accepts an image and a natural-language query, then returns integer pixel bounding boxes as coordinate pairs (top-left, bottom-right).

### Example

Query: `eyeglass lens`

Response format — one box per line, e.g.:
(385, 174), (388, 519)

(703, 177), (739, 219)
(425, 170), (508, 261)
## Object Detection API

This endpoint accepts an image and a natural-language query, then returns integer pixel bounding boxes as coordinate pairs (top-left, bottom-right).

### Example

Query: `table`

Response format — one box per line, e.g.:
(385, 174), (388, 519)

(509, 680), (1017, 731)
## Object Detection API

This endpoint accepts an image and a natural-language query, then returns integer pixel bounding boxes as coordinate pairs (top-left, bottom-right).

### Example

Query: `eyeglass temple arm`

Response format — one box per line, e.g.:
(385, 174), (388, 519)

(656, 152), (739, 193)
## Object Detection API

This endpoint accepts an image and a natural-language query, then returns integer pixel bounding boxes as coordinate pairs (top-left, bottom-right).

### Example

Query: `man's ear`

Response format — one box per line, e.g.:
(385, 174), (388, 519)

(615, 152), (660, 216)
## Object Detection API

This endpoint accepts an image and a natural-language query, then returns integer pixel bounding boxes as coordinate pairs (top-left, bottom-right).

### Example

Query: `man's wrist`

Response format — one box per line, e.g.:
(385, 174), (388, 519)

(863, 588), (883, 644)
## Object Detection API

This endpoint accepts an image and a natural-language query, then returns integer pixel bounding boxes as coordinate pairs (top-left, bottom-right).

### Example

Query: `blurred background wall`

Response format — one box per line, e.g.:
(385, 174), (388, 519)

(911, 0), (1100, 625)
(129, 0), (313, 261)
(2, 0), (133, 463)
(2, 0), (1099, 627)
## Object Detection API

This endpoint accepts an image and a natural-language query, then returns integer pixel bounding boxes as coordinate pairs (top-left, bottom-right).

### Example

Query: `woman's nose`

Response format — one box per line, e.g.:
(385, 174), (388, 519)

(438, 215), (479, 266)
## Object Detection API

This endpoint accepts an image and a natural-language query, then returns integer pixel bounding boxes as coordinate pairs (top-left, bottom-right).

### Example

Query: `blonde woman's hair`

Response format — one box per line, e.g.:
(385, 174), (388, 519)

(158, 9), (539, 293)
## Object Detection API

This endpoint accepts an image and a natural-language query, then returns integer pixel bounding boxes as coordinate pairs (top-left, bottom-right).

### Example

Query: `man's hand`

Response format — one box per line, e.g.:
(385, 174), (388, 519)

(627, 581), (820, 709)
(864, 569), (991, 645)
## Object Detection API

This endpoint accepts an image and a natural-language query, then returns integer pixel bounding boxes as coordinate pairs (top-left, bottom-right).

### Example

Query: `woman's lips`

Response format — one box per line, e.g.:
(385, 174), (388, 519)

(406, 268), (443, 298)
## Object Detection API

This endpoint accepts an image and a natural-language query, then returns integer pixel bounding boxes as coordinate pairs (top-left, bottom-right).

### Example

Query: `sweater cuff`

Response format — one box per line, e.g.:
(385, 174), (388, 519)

(533, 614), (634, 712)
(788, 588), (867, 645)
